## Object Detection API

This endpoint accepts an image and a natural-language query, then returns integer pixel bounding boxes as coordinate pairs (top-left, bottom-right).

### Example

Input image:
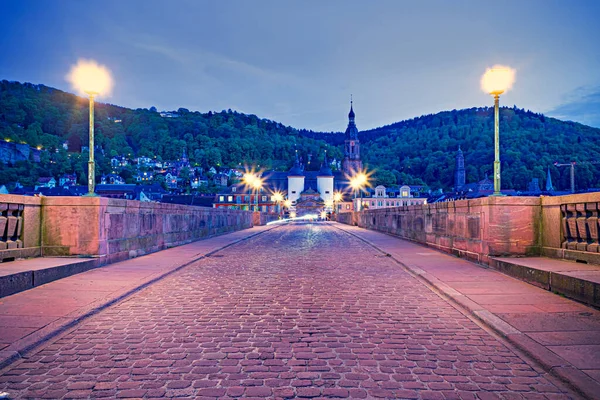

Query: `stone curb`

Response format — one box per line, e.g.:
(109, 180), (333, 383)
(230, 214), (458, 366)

(0, 225), (278, 372)
(332, 223), (599, 400)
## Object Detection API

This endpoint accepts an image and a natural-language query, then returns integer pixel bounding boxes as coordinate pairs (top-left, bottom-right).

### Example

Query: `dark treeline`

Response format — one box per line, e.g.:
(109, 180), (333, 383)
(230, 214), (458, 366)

(1, 80), (599, 190)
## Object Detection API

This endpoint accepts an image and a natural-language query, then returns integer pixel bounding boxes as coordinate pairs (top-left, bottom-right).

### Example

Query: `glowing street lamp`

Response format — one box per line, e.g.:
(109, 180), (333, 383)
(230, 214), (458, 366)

(67, 60), (114, 196)
(242, 172), (257, 210)
(252, 177), (263, 212)
(272, 191), (284, 217)
(481, 65), (515, 196)
(284, 199), (292, 217)
(333, 191), (343, 214)
(350, 172), (369, 211)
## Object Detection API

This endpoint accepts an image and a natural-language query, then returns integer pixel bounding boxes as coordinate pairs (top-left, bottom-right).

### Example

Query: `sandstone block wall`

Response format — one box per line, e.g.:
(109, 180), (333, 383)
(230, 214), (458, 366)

(0, 195), (257, 264)
(41, 196), (253, 263)
(337, 197), (539, 264)
(337, 193), (600, 265)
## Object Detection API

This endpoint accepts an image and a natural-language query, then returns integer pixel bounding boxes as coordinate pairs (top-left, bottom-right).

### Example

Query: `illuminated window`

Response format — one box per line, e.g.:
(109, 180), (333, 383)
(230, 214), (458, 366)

(227, 196), (233, 202)
(262, 196), (267, 202)
(219, 196), (224, 202)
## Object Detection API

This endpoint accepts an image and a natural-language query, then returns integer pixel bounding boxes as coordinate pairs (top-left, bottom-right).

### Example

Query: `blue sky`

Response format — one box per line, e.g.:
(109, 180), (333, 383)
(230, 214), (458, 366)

(1, 0), (599, 130)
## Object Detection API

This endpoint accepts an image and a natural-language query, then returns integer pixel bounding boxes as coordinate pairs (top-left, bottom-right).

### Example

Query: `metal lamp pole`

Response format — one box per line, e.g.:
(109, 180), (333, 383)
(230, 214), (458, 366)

(493, 93), (502, 196)
(86, 91), (98, 196)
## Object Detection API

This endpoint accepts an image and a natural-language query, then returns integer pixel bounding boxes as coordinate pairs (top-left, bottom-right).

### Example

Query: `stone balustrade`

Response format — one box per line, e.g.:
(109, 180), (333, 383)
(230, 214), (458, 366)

(0, 195), (42, 261)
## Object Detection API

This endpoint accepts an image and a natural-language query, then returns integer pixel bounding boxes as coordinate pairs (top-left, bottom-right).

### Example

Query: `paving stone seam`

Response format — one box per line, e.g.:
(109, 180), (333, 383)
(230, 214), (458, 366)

(0, 225), (280, 373)
(331, 222), (592, 400)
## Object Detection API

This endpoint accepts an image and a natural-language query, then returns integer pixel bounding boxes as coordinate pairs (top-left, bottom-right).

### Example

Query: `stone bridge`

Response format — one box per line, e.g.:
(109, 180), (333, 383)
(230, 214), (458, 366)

(0, 192), (599, 399)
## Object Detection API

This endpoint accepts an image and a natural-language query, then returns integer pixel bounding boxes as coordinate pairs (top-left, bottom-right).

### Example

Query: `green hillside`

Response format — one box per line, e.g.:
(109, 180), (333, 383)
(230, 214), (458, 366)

(358, 108), (600, 190)
(1, 80), (599, 190)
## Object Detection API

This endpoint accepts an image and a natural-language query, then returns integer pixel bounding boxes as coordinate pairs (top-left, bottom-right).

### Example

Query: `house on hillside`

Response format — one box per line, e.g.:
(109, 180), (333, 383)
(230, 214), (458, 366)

(35, 177), (56, 189)
(59, 174), (77, 187)
(101, 174), (125, 185)
(213, 173), (228, 187)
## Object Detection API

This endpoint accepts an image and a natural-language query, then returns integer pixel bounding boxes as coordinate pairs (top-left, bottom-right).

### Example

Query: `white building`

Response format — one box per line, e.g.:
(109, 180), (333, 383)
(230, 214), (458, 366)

(356, 185), (427, 210)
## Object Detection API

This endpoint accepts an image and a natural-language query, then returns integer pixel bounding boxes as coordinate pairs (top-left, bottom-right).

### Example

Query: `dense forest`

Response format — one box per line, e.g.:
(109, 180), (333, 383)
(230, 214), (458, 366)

(1, 80), (599, 191)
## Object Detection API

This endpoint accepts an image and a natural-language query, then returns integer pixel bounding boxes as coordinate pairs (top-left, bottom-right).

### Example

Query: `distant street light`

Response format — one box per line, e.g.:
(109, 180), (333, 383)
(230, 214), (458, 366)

(252, 176), (263, 212)
(481, 65), (515, 196)
(242, 172), (257, 210)
(331, 191), (343, 215)
(67, 60), (114, 196)
(349, 172), (369, 211)
(272, 191), (284, 217)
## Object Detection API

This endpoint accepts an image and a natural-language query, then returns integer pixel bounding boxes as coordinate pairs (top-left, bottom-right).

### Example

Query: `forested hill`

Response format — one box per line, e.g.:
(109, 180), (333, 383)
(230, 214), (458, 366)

(1, 80), (599, 191)
(356, 108), (600, 190)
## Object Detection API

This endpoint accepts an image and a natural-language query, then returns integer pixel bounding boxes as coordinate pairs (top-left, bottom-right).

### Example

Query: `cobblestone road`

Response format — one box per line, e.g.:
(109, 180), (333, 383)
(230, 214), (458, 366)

(0, 224), (575, 399)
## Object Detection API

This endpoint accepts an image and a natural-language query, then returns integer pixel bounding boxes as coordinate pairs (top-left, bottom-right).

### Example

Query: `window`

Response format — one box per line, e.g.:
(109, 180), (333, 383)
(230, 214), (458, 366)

(227, 196), (233, 202)
(292, 191), (296, 194)
(325, 191), (330, 194)
(346, 204), (350, 210)
(219, 196), (224, 202)
(262, 196), (267, 202)
(244, 195), (249, 201)
(231, 187), (236, 192)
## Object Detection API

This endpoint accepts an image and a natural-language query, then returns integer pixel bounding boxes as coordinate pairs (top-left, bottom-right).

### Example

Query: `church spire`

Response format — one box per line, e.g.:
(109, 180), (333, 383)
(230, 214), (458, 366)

(348, 95), (355, 120)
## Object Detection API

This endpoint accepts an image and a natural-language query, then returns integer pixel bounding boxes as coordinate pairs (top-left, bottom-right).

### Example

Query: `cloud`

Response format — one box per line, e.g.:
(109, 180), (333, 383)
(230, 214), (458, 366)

(547, 86), (600, 128)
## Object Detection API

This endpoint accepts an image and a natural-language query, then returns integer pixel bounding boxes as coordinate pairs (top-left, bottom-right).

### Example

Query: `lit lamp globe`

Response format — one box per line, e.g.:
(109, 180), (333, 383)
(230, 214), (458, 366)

(480, 65), (515, 196)
(66, 60), (114, 196)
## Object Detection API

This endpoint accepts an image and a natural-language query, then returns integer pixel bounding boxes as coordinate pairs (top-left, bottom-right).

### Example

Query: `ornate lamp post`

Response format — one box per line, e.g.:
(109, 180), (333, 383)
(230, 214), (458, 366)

(67, 60), (113, 196)
(481, 65), (515, 196)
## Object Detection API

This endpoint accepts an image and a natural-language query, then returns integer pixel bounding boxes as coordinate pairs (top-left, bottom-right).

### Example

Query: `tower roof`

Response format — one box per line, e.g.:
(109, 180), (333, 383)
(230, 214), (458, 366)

(345, 99), (359, 140)
(288, 151), (304, 176)
(318, 152), (333, 176)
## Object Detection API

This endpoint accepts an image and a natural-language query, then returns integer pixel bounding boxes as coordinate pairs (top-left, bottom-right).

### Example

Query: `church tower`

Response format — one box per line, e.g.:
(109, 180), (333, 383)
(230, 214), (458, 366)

(454, 145), (465, 191)
(342, 99), (363, 176)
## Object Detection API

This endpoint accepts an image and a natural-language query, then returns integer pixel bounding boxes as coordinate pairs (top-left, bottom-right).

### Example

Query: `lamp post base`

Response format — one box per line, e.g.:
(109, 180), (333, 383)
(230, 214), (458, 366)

(83, 192), (99, 197)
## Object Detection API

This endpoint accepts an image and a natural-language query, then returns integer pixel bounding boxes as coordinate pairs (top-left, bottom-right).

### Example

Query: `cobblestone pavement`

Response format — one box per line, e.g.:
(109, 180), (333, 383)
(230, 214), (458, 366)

(0, 224), (576, 399)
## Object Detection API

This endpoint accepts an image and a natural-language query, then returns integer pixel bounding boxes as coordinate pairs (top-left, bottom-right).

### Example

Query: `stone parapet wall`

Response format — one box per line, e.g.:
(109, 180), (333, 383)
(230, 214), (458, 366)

(253, 211), (280, 226)
(0, 194), (257, 264)
(41, 197), (253, 263)
(336, 193), (600, 265)
(339, 197), (540, 264)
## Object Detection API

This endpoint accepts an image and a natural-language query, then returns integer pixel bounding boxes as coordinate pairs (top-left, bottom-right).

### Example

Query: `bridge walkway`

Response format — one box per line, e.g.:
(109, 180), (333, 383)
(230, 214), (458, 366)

(335, 223), (600, 399)
(0, 222), (596, 398)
